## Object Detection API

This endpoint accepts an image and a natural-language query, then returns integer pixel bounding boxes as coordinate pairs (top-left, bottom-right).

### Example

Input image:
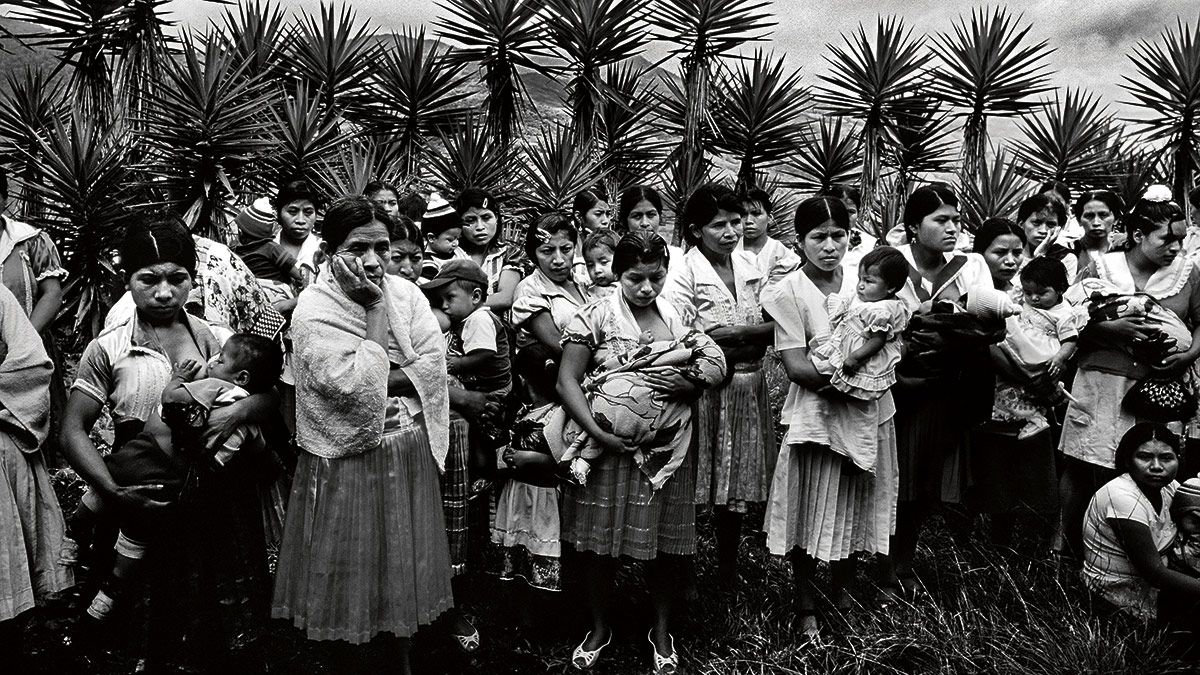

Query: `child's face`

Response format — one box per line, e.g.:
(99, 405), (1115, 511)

(580, 201), (612, 232)
(438, 283), (481, 323)
(371, 190), (400, 219)
(583, 245), (615, 287)
(387, 240), (423, 282)
(207, 343), (248, 387)
(1021, 280), (1061, 310)
(742, 200), (772, 242)
(856, 264), (893, 302)
(426, 227), (461, 257)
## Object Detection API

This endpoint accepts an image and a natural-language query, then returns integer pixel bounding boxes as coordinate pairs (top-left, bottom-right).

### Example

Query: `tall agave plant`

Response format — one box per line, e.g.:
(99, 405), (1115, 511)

(1010, 88), (1119, 188)
(930, 7), (1054, 185)
(212, 0), (295, 85)
(881, 94), (957, 226)
(817, 17), (926, 239)
(958, 148), (1033, 230)
(1122, 16), (1200, 204)
(269, 82), (353, 188)
(784, 116), (862, 195)
(0, 68), (69, 220)
(595, 63), (673, 197)
(435, 0), (552, 148)
(426, 114), (520, 202)
(288, 3), (379, 117)
(517, 123), (609, 217)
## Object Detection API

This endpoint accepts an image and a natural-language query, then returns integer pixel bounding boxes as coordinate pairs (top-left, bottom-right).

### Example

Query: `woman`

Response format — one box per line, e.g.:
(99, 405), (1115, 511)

(0, 169), (64, 334)
(510, 214), (590, 355)
(455, 188), (525, 313)
(1071, 190), (1125, 276)
(760, 196), (899, 638)
(274, 180), (323, 290)
(1017, 193), (1077, 283)
(617, 186), (684, 263)
(559, 234), (724, 673)
(0, 284), (72, 660)
(891, 184), (997, 594)
(272, 197), (453, 673)
(662, 184), (774, 586)
(572, 189), (612, 284)
(1082, 423), (1200, 625)
(1058, 188), (1200, 558)
(62, 221), (275, 671)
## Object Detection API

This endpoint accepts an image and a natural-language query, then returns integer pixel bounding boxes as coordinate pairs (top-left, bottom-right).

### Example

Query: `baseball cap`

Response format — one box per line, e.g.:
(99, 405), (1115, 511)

(421, 258), (488, 292)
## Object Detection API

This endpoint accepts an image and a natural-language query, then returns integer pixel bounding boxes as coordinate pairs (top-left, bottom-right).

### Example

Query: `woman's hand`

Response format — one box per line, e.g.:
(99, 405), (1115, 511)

(331, 254), (383, 307)
(1092, 317), (1158, 343)
(109, 484), (172, 512)
(707, 325), (744, 347)
(454, 389), (504, 422)
(1151, 350), (1197, 378)
(595, 430), (637, 455)
(643, 371), (699, 399)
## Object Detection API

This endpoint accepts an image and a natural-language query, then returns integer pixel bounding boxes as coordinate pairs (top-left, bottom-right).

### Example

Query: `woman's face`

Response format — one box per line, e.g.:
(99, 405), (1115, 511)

(1021, 208), (1055, 250)
(1133, 219), (1186, 268)
(799, 220), (849, 272)
(619, 261), (668, 307)
(693, 208), (743, 257)
(129, 262), (192, 323)
(981, 234), (1024, 285)
(333, 220), (391, 287)
(911, 204), (961, 253)
(534, 230), (576, 283)
(1128, 439), (1179, 490)
(625, 199), (660, 236)
(842, 198), (860, 230)
(461, 206), (498, 249)
(1079, 200), (1116, 243)
(371, 190), (399, 219)
(580, 201), (612, 232)
(279, 199), (317, 243)
(742, 200), (771, 242)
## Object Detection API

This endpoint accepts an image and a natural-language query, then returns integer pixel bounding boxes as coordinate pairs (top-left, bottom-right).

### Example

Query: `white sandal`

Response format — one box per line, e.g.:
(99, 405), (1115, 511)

(647, 629), (679, 674)
(571, 630), (612, 670)
(451, 624), (481, 653)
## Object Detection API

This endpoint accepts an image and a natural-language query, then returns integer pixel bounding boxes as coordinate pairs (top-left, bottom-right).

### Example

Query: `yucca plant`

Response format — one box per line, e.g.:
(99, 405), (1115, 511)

(426, 114), (520, 202)
(1122, 16), (1200, 203)
(958, 148), (1033, 230)
(596, 62), (673, 196)
(137, 33), (279, 240)
(1102, 134), (1165, 206)
(107, 0), (175, 122)
(435, 0), (552, 148)
(886, 94), (957, 186)
(1010, 88), (1120, 188)
(930, 7), (1054, 184)
(211, 0), (295, 85)
(287, 2), (379, 118)
(711, 50), (810, 191)
(517, 123), (610, 217)
(543, 0), (646, 144)
(652, 0), (775, 194)
(22, 114), (133, 339)
(268, 82), (353, 188)
(817, 17), (927, 239)
(784, 115), (862, 195)
(0, 68), (70, 220)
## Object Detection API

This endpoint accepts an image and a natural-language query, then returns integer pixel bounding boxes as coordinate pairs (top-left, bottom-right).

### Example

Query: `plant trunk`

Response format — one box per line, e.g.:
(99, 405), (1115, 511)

(861, 126), (883, 241)
(677, 51), (709, 238)
(961, 114), (987, 189)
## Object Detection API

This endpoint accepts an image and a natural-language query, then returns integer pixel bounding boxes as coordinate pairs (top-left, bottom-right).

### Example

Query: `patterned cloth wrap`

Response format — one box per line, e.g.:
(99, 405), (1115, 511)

(1074, 277), (1193, 362)
(559, 331), (726, 490)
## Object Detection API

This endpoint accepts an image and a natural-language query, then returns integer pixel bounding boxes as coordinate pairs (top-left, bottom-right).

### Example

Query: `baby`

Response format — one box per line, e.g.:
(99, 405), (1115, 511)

(994, 257), (1086, 439)
(71, 333), (283, 625)
(419, 191), (465, 283)
(234, 198), (305, 304)
(582, 228), (617, 298)
(1170, 477), (1200, 576)
(813, 246), (913, 400)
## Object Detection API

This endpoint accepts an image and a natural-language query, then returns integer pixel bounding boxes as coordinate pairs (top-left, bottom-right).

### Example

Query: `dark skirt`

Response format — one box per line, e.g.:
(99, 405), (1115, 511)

(967, 423), (1058, 514)
(894, 384), (970, 505)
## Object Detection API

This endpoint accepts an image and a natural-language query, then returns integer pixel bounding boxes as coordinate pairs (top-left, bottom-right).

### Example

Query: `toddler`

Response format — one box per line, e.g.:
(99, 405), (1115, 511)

(994, 256), (1086, 439)
(385, 212), (424, 283)
(234, 198), (305, 304)
(72, 333), (283, 624)
(419, 191), (465, 282)
(738, 188), (801, 284)
(1170, 477), (1200, 576)
(813, 246), (913, 401)
(582, 228), (618, 297)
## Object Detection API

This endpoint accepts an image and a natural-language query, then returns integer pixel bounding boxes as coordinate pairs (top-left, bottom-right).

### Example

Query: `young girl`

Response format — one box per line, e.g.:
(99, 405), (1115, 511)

(366, 180), (402, 220)
(490, 344), (566, 594)
(993, 256), (1086, 438)
(573, 189), (612, 285)
(737, 187), (801, 285)
(582, 228), (617, 298)
(813, 246), (913, 406)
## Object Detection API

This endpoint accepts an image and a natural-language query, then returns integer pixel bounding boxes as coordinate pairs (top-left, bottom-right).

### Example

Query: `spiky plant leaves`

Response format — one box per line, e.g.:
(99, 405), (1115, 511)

(1103, 137), (1165, 207)
(0, 68), (70, 220)
(1122, 16), (1200, 200)
(886, 94), (958, 185)
(20, 113), (132, 339)
(355, 29), (474, 178)
(597, 63), (673, 197)
(930, 7), (1055, 182)
(517, 123), (610, 218)
(269, 82), (353, 189)
(288, 2), (380, 117)
(661, 151), (713, 224)
(543, 0), (646, 143)
(1010, 88), (1119, 188)
(710, 50), (810, 191)
(426, 114), (520, 202)
(783, 116), (862, 196)
(958, 148), (1034, 231)
(212, 0), (295, 84)
(137, 33), (279, 240)
(816, 17), (927, 237)
(435, 0), (553, 148)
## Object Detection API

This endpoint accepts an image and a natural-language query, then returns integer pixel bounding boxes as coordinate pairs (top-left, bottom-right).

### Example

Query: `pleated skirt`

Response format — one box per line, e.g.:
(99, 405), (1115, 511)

(271, 427), (454, 644)
(694, 364), (776, 512)
(562, 447), (696, 561)
(0, 432), (72, 622)
(489, 481), (562, 591)
(763, 422), (898, 562)
(440, 414), (471, 575)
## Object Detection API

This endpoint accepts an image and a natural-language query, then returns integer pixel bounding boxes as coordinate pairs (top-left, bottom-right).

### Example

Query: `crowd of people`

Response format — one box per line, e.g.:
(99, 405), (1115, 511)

(4, 168), (1200, 673)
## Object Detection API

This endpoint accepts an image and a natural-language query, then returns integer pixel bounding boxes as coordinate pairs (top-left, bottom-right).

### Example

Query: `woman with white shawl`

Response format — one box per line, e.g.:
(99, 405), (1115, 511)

(272, 197), (453, 674)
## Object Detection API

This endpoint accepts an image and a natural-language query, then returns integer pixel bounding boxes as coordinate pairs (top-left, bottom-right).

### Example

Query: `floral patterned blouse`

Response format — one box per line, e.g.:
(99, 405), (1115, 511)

(0, 217), (67, 318)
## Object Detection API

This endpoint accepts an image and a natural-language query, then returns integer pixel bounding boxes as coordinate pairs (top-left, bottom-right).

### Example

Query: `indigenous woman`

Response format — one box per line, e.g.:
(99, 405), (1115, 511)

(1071, 190), (1125, 275)
(62, 221), (275, 672)
(616, 186), (684, 264)
(1016, 194), (1077, 283)
(0, 284), (72, 662)
(0, 169), (64, 333)
(662, 184), (775, 585)
(510, 214), (590, 356)
(559, 234), (724, 673)
(572, 189), (612, 285)
(455, 188), (525, 313)
(890, 185), (997, 595)
(760, 197), (898, 638)
(273, 180), (323, 291)
(272, 197), (453, 674)
(1058, 187), (1200, 558)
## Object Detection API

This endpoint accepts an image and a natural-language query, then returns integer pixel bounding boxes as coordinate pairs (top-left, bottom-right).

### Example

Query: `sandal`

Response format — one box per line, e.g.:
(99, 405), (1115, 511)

(451, 623), (481, 654)
(571, 630), (612, 670)
(647, 630), (679, 674)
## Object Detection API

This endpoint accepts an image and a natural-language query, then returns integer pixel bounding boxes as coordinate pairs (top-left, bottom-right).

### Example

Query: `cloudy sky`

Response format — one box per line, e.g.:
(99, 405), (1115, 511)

(169, 0), (1196, 117)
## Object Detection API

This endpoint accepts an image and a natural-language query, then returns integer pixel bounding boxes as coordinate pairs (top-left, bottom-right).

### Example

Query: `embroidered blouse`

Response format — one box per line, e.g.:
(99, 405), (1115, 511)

(661, 248), (765, 363)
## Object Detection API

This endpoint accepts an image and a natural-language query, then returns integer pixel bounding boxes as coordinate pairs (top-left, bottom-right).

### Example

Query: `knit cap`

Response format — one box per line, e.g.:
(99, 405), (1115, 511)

(1174, 477), (1200, 516)
(236, 197), (276, 243)
(422, 191), (460, 236)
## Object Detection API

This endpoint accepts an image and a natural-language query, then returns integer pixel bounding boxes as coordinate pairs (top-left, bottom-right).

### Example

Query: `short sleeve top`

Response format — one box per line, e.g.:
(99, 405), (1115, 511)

(661, 248), (764, 337)
(0, 218), (67, 317)
(510, 269), (592, 349)
(561, 293), (690, 375)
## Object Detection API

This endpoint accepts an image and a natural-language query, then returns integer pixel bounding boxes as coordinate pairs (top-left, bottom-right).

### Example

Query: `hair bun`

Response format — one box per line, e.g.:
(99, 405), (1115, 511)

(1142, 184), (1174, 203)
